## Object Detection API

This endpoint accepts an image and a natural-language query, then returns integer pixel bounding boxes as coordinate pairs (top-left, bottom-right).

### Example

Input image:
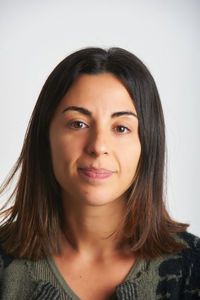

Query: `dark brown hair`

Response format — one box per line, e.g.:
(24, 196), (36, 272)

(0, 47), (188, 260)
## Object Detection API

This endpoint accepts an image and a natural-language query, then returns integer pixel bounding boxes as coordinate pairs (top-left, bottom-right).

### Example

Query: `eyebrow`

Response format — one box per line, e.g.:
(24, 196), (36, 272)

(62, 106), (138, 119)
(63, 106), (91, 116)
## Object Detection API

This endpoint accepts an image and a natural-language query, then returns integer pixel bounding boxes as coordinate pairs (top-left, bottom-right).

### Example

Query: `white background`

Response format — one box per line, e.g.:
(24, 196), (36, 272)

(0, 0), (199, 236)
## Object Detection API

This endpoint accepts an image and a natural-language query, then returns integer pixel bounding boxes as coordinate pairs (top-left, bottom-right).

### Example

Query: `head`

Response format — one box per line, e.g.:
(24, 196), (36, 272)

(31, 46), (165, 203)
(1, 47), (187, 260)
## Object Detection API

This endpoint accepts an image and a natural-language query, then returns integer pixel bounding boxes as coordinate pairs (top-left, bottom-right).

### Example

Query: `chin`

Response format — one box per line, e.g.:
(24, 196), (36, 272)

(83, 198), (114, 207)
(61, 184), (125, 208)
(79, 190), (123, 207)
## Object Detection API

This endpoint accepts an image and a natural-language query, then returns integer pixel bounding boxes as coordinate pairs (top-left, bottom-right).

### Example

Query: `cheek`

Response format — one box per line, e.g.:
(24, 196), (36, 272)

(120, 142), (141, 177)
(50, 134), (85, 176)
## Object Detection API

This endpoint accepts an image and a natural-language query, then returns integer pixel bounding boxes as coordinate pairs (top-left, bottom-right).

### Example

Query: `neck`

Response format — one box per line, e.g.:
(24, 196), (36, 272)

(61, 194), (126, 259)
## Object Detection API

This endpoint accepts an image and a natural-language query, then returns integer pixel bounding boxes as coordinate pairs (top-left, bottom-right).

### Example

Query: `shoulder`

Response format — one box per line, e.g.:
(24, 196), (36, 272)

(159, 231), (200, 276)
(156, 231), (200, 299)
(158, 231), (200, 268)
(177, 230), (200, 249)
(0, 246), (61, 300)
(173, 231), (200, 270)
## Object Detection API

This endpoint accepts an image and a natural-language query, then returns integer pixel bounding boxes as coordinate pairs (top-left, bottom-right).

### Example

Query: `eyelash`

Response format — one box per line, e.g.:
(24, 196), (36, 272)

(68, 121), (131, 134)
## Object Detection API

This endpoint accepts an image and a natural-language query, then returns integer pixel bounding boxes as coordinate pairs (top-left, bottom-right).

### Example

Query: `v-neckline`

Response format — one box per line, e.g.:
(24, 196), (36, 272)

(47, 255), (145, 299)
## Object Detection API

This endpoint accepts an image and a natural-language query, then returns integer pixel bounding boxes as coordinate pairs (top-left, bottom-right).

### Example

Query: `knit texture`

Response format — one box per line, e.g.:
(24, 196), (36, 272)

(0, 231), (200, 300)
(31, 281), (60, 300)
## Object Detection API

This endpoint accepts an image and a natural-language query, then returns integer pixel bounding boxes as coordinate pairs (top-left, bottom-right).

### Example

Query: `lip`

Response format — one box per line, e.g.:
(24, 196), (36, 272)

(78, 167), (114, 180)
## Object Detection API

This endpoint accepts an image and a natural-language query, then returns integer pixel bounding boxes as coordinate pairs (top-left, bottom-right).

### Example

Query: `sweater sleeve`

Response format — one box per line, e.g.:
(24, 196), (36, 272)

(156, 232), (200, 300)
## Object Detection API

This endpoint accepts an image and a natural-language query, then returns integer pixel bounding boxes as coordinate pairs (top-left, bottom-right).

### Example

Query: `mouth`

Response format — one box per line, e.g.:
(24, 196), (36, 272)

(78, 167), (114, 180)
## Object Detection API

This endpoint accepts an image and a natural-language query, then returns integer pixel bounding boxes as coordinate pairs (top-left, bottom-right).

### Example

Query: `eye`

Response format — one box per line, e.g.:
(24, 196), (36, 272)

(68, 121), (88, 129)
(114, 125), (130, 134)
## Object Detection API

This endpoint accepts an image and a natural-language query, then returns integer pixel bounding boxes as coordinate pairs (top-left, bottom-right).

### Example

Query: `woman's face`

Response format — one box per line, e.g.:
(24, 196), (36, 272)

(49, 73), (141, 207)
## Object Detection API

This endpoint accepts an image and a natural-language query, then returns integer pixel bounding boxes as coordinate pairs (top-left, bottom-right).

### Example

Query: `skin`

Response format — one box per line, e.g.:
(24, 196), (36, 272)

(49, 73), (141, 300)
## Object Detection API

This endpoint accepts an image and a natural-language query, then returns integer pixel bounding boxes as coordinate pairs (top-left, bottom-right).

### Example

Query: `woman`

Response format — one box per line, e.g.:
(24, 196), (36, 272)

(0, 47), (199, 300)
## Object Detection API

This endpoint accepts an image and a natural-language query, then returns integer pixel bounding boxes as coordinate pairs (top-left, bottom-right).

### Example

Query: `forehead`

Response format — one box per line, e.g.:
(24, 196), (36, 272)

(57, 73), (136, 114)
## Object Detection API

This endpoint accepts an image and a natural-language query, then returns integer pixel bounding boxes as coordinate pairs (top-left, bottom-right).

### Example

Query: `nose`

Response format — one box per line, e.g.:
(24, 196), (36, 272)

(85, 128), (109, 157)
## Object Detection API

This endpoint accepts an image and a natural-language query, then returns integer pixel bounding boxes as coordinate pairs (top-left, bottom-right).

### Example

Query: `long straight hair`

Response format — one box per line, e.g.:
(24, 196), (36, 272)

(0, 47), (188, 260)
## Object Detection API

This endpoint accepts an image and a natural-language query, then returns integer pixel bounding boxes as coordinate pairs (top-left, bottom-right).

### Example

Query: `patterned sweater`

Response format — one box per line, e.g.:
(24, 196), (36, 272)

(0, 231), (200, 300)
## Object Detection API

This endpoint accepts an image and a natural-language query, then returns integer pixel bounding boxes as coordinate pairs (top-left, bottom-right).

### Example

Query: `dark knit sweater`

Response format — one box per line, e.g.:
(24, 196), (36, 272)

(0, 231), (200, 299)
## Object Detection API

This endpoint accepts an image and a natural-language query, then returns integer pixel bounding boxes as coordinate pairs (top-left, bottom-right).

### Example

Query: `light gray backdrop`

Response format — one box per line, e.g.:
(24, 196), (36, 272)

(0, 0), (199, 236)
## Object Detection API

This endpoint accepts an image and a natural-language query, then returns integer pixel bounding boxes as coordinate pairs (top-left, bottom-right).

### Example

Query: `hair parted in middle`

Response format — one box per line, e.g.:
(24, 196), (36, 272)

(0, 47), (188, 260)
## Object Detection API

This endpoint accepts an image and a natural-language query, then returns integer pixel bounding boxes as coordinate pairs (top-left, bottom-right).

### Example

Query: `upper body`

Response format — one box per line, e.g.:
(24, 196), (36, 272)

(0, 231), (200, 300)
(0, 47), (199, 300)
